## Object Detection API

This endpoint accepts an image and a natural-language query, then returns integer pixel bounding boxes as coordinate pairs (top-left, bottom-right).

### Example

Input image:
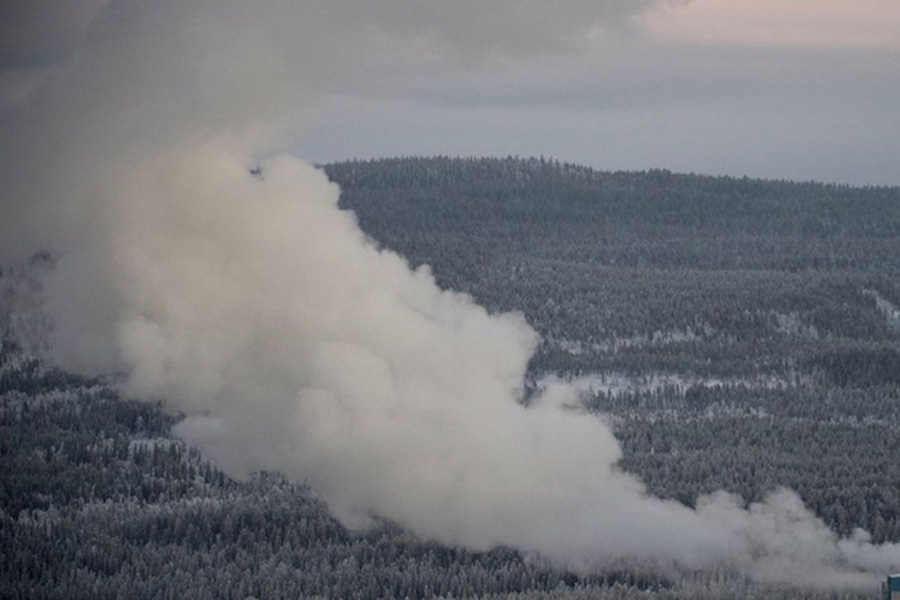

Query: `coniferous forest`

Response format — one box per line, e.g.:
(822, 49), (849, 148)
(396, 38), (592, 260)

(3, 156), (900, 599)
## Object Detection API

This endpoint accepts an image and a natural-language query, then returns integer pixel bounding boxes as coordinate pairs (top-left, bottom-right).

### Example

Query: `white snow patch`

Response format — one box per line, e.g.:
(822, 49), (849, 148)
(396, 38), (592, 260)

(863, 288), (900, 331)
(536, 371), (795, 398)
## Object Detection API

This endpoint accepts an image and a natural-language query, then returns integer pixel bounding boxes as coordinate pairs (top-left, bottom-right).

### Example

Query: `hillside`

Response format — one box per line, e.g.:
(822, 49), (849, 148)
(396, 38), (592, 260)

(2, 156), (899, 599)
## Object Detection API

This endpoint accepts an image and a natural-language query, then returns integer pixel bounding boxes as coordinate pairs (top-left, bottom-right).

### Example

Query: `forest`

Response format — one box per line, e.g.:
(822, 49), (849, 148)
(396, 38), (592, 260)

(2, 156), (900, 599)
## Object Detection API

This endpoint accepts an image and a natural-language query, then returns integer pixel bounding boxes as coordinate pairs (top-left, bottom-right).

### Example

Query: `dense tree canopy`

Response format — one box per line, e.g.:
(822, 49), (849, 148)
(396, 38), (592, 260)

(2, 157), (899, 599)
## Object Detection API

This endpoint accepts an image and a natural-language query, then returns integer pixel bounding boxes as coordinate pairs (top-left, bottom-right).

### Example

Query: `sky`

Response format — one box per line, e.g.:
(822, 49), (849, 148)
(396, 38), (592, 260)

(2, 0), (898, 186)
(295, 0), (900, 186)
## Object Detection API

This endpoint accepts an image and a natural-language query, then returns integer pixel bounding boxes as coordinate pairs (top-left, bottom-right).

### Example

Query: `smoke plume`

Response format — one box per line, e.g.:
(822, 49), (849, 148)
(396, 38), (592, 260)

(1, 0), (898, 587)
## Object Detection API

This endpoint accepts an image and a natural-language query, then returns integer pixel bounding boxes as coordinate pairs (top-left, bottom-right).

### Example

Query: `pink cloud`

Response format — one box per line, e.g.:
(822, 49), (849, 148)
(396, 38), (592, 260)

(643, 0), (900, 50)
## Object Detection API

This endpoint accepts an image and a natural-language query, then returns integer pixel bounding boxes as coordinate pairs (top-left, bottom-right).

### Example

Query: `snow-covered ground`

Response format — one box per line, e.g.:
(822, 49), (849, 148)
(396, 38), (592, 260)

(863, 288), (900, 331)
(536, 370), (797, 398)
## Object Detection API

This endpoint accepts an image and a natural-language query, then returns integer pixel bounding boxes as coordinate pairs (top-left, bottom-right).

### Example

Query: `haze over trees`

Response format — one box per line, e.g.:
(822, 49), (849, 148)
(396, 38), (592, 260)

(3, 156), (900, 598)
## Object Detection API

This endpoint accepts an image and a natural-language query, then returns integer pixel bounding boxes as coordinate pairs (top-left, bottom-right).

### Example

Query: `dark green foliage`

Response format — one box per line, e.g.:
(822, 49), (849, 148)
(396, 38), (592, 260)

(810, 344), (900, 387)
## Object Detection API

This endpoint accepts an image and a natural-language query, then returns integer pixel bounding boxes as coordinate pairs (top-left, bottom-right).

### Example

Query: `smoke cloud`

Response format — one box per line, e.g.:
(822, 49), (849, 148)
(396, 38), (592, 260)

(1, 0), (898, 587)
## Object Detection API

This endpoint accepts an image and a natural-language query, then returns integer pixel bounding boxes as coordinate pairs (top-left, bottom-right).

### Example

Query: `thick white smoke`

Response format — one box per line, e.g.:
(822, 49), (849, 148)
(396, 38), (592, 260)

(1, 0), (898, 588)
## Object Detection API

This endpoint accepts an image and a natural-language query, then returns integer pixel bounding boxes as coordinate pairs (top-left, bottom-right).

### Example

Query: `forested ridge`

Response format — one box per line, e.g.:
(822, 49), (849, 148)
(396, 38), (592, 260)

(329, 156), (900, 542)
(2, 156), (899, 599)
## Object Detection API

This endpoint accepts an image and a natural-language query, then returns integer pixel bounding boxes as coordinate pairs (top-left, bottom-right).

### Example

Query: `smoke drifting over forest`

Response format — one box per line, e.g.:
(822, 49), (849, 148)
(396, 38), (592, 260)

(1, 0), (898, 587)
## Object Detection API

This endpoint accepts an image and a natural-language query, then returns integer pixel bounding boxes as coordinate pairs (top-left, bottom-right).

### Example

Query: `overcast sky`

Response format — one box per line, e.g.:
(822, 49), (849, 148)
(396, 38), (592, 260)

(3, 0), (899, 186)
(297, 0), (900, 186)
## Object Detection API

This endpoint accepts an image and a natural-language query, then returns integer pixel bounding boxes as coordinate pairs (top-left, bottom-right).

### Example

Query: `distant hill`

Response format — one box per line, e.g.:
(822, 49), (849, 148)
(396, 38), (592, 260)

(326, 156), (900, 272)
(327, 156), (900, 379)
